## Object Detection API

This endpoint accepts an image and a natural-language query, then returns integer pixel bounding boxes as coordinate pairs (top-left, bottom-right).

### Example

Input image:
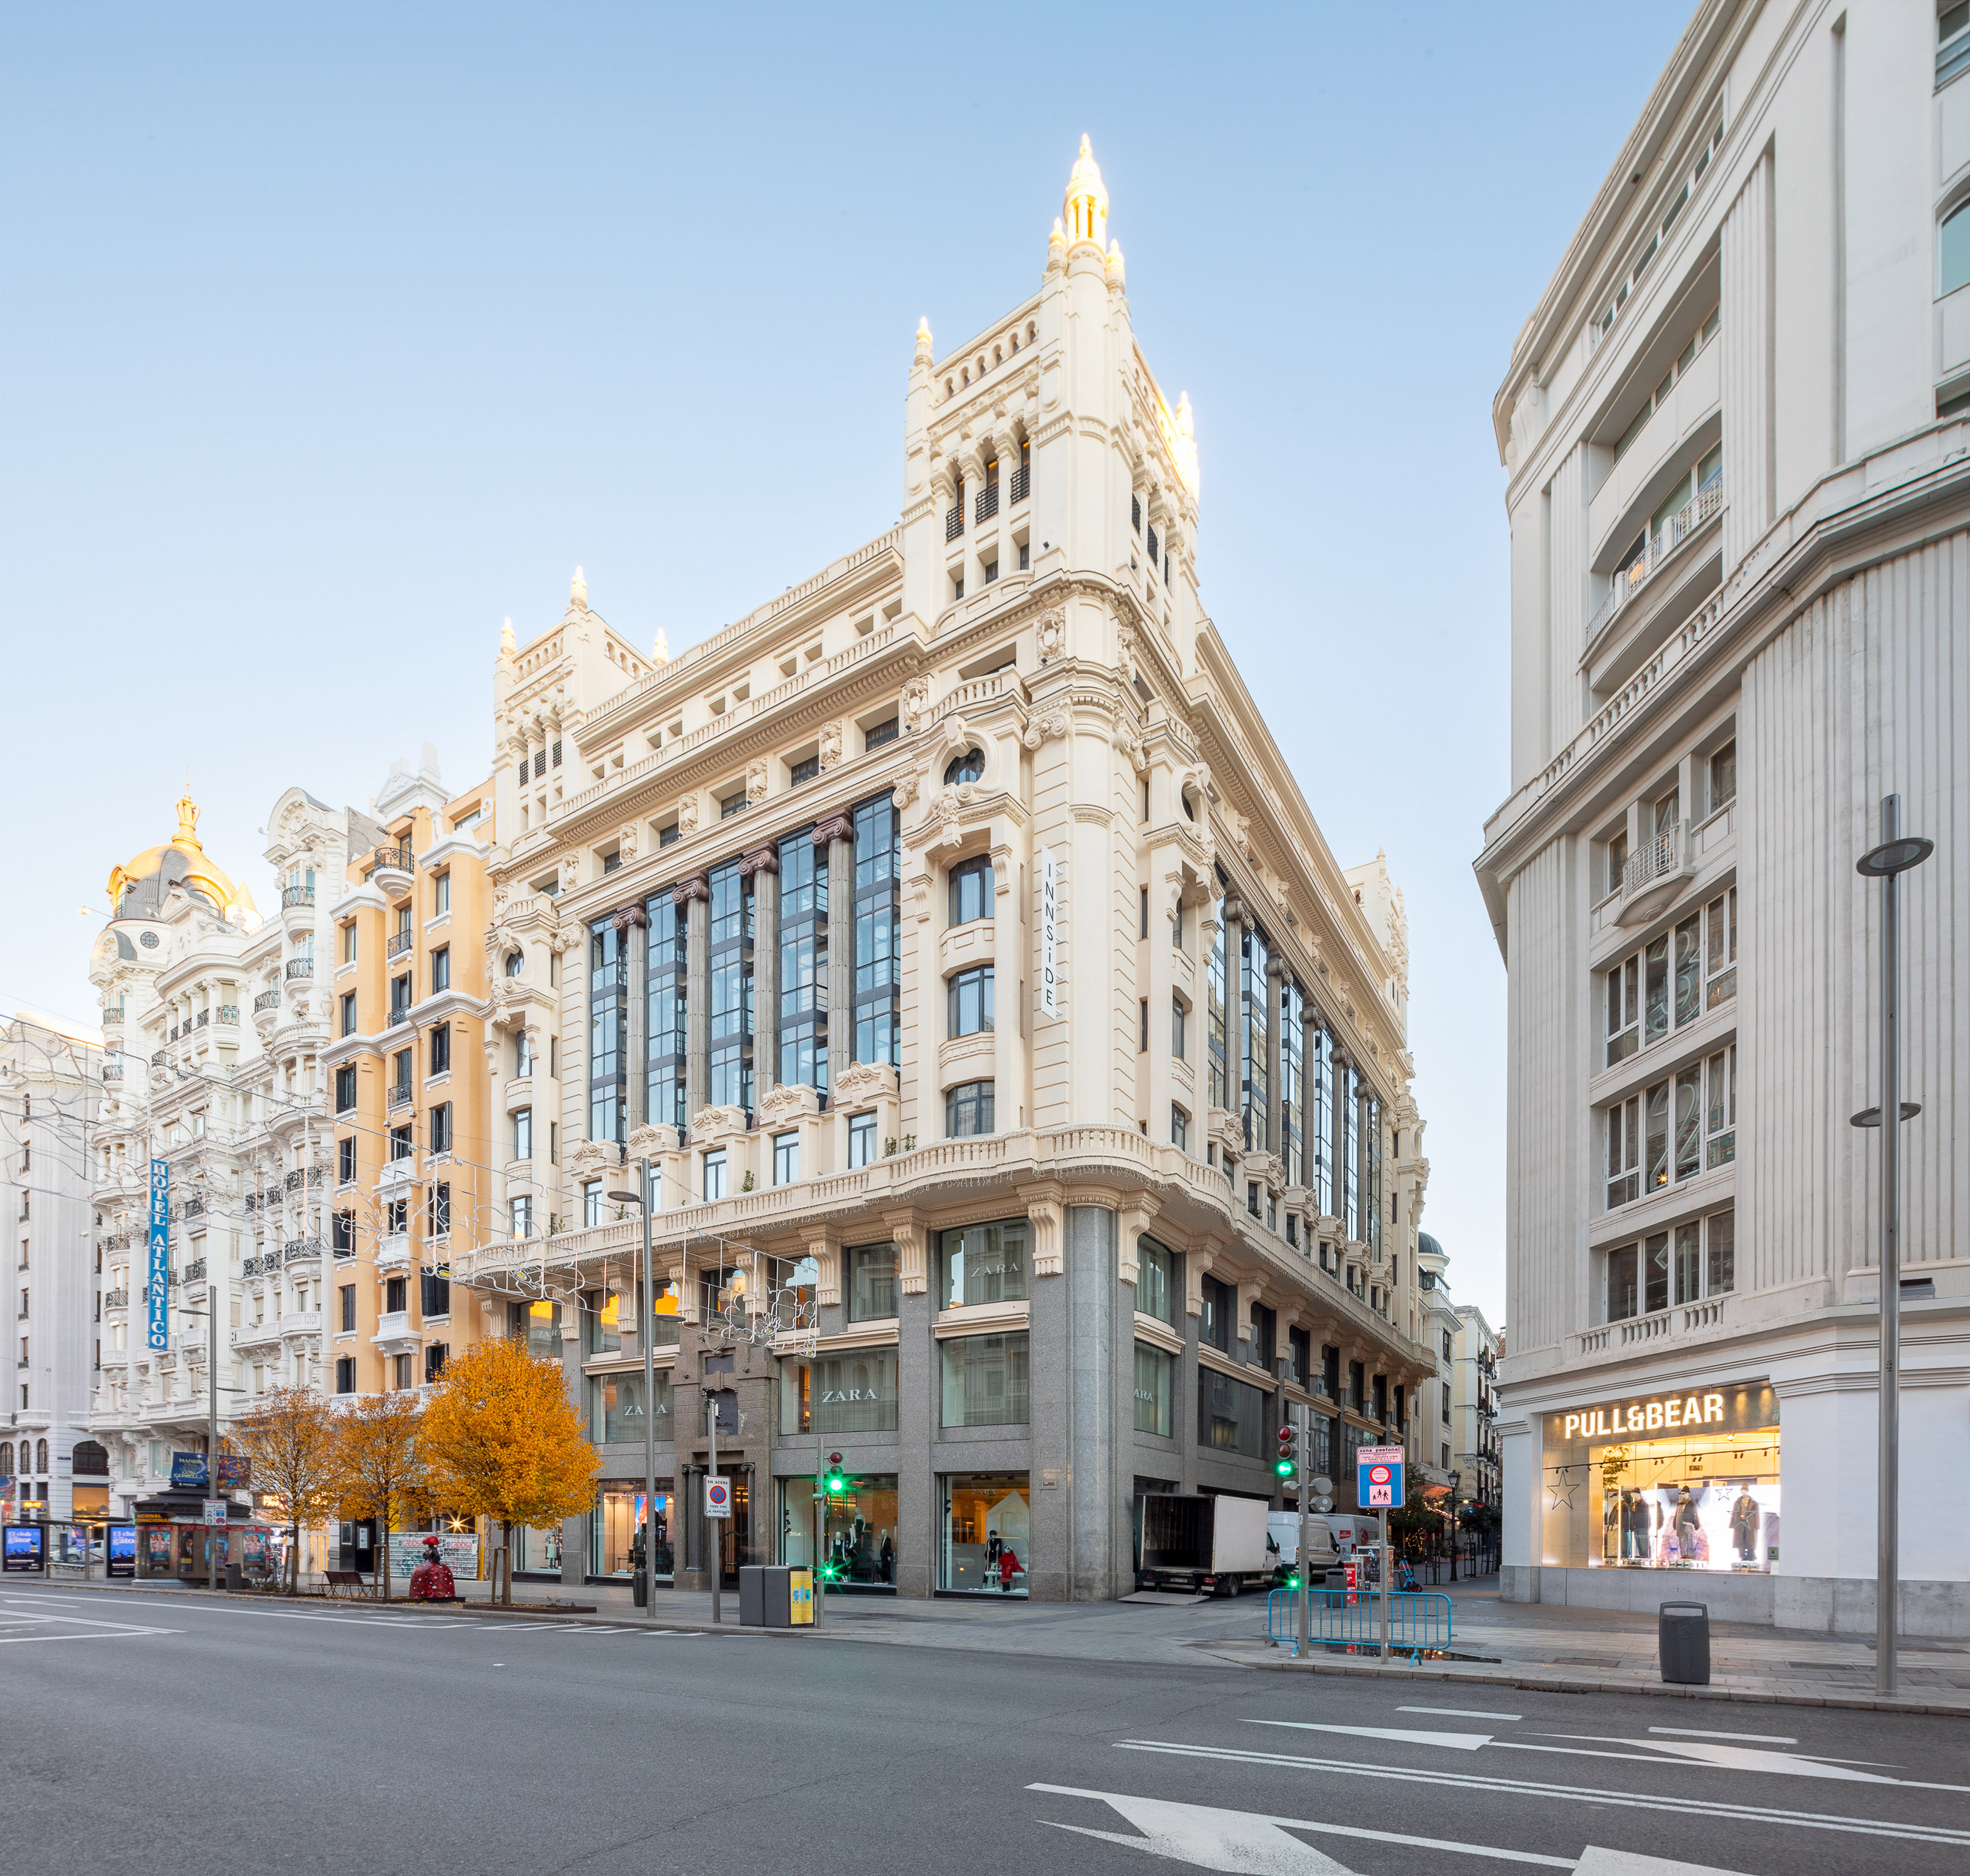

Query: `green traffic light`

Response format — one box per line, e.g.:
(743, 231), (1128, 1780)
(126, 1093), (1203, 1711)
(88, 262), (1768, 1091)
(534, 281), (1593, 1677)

(1274, 1458), (1296, 1477)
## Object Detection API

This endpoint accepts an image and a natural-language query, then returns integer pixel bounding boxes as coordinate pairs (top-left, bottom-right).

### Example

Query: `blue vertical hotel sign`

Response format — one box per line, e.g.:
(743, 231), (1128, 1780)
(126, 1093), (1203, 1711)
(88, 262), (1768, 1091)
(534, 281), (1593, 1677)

(146, 1159), (169, 1351)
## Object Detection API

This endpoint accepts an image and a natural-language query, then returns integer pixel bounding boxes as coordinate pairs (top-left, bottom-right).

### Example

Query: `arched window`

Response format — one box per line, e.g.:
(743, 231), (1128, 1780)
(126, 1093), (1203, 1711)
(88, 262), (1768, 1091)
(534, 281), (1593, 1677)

(36, 1438), (49, 1474)
(505, 950), (524, 977)
(0, 1441), (12, 1476)
(943, 749), (985, 786)
(72, 1440), (109, 1477)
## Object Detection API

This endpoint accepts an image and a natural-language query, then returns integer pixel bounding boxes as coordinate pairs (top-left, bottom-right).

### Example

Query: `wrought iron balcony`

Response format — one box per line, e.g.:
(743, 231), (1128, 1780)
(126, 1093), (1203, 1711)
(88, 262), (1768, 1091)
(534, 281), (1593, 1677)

(284, 958), (314, 980)
(386, 930), (414, 959)
(284, 1237), (323, 1263)
(282, 884), (316, 908)
(252, 990), (281, 1013)
(388, 1082), (413, 1108)
(974, 483), (998, 523)
(373, 845), (414, 874)
(213, 1005), (239, 1026)
(1009, 465), (1029, 505)
(945, 503), (963, 541)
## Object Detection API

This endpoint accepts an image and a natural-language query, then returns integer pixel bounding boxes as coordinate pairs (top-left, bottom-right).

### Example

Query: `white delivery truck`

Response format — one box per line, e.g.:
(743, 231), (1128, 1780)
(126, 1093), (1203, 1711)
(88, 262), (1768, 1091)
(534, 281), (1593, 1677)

(1137, 1493), (1276, 1596)
(1267, 1510), (1340, 1580)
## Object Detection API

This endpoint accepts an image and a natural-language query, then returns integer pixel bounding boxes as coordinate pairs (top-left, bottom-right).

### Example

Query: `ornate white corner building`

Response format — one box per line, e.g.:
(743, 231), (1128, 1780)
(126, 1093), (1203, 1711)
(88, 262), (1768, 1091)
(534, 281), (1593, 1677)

(461, 141), (1436, 1601)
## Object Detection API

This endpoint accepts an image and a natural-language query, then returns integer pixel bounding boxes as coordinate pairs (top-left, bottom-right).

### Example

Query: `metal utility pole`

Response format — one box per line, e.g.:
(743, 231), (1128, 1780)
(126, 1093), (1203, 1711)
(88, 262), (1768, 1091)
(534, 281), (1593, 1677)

(1295, 1408), (1311, 1657)
(706, 1397), (720, 1627)
(639, 1160), (657, 1606)
(1854, 794), (1932, 1698)
(208, 1283), (220, 1592)
(1378, 1505), (1390, 1661)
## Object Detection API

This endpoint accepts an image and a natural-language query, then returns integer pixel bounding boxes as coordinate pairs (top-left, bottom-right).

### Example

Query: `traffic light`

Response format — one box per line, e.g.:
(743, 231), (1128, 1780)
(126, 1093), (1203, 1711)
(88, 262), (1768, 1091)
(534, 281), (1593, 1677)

(824, 1452), (847, 1494)
(1275, 1423), (1297, 1481)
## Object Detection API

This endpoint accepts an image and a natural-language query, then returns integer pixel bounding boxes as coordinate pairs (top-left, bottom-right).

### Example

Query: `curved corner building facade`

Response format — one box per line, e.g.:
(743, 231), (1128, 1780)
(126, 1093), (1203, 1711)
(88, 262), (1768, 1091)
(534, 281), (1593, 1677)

(1477, 2), (1970, 1634)
(456, 142), (1441, 1601)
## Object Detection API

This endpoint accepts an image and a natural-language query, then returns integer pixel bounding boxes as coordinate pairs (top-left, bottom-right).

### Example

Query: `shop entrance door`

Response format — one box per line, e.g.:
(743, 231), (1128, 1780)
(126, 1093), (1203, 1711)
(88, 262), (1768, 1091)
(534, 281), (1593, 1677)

(716, 1470), (749, 1590)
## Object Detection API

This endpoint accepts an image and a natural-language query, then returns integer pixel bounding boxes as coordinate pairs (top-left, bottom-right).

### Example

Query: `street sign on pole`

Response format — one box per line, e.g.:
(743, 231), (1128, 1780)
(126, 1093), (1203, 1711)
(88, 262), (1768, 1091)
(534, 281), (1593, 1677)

(202, 1500), (226, 1526)
(704, 1477), (731, 1520)
(1357, 1446), (1404, 1509)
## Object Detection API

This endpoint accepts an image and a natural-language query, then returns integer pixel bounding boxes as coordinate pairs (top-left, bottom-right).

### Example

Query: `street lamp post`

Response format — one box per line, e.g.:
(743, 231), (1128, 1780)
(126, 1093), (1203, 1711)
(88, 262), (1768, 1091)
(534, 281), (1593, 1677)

(608, 1159), (660, 1611)
(1852, 793), (1932, 1698)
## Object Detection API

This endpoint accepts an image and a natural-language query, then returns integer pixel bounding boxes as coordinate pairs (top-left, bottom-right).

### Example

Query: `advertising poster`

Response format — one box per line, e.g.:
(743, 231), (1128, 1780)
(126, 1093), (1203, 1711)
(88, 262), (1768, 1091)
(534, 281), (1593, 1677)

(4, 1525), (45, 1572)
(386, 1531), (481, 1581)
(144, 1527), (175, 1572)
(170, 1452), (208, 1489)
(108, 1526), (137, 1577)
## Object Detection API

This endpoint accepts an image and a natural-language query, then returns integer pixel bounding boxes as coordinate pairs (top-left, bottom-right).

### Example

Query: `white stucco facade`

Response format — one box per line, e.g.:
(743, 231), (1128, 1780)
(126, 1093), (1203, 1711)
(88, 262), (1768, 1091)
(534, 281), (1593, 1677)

(1476, 1), (1970, 1635)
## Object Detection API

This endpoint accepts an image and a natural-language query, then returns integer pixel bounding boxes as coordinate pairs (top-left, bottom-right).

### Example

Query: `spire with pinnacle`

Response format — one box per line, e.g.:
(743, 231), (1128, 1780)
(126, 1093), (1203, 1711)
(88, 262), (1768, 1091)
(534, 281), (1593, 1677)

(570, 565), (588, 611)
(1062, 133), (1107, 251)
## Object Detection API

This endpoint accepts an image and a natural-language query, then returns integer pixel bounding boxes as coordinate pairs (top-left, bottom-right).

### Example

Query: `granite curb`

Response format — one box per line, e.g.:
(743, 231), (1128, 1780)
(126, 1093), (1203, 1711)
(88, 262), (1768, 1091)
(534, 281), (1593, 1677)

(1200, 1642), (1970, 1716)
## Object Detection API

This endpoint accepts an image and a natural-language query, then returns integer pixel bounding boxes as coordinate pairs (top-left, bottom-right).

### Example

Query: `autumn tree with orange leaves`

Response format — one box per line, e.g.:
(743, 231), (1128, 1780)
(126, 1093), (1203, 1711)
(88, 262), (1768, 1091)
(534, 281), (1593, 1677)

(418, 1334), (598, 1604)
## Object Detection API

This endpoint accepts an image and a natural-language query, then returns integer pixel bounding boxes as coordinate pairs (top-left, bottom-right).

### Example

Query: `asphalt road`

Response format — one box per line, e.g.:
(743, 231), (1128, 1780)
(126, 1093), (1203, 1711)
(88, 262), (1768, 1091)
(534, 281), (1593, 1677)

(5, 1584), (1968, 1876)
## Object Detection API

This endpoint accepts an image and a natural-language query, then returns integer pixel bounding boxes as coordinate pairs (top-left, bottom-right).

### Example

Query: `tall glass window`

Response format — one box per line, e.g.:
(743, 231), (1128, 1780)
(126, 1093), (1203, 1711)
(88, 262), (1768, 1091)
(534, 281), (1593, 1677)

(1198, 1369), (1267, 1458)
(1241, 925), (1270, 1152)
(646, 893), (687, 1131)
(588, 920), (626, 1144)
(592, 1482), (673, 1580)
(1342, 1063), (1361, 1239)
(939, 1219), (1028, 1308)
(781, 1347), (898, 1434)
(1280, 980), (1304, 1189)
(844, 1243), (898, 1321)
(940, 1333), (1030, 1426)
(784, 1473), (899, 1587)
(940, 1472), (1029, 1595)
(1311, 1024), (1334, 1216)
(853, 795), (900, 1068)
(778, 829), (828, 1095)
(586, 1370), (672, 1444)
(708, 858), (753, 1113)
(1365, 1094), (1383, 1255)
(1136, 1237), (1177, 1325)
(1207, 905), (1229, 1110)
(1133, 1342), (1174, 1434)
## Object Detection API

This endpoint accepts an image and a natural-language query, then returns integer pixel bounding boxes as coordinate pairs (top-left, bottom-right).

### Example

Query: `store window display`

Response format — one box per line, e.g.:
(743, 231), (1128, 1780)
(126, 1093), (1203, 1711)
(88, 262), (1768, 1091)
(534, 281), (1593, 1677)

(593, 1483), (673, 1580)
(587, 1370), (672, 1444)
(1541, 1381), (1778, 1574)
(782, 1473), (898, 1588)
(940, 1471), (1030, 1595)
(780, 1347), (899, 1434)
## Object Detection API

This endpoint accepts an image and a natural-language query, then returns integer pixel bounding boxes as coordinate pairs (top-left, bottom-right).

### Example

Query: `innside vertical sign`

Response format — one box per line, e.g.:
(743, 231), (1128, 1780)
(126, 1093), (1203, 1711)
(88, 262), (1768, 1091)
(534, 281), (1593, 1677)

(146, 1159), (169, 1351)
(1039, 846), (1058, 1019)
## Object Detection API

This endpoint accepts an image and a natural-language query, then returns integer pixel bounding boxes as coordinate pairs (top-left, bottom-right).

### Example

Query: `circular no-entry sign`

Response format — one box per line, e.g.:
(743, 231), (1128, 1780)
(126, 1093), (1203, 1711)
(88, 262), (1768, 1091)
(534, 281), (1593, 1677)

(1369, 1465), (1392, 1486)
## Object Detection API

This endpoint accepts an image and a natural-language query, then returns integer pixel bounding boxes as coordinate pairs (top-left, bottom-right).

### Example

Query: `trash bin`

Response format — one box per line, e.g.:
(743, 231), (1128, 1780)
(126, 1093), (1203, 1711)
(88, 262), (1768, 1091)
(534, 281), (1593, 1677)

(1658, 1601), (1710, 1684)
(739, 1564), (793, 1627)
(225, 1562), (243, 1593)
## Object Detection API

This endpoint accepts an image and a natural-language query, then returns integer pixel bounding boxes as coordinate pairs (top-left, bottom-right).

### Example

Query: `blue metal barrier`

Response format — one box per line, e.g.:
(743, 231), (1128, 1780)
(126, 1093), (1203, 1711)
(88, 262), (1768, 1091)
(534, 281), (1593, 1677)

(1265, 1586), (1454, 1654)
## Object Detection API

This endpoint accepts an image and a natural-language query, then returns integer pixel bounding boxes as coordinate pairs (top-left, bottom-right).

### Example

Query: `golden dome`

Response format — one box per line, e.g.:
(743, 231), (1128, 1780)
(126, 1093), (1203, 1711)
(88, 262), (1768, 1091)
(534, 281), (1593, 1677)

(107, 789), (258, 917)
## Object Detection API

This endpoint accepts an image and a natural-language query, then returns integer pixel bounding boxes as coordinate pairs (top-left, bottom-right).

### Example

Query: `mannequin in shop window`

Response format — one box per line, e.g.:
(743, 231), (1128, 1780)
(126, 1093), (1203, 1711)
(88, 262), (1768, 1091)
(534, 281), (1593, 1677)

(1730, 1488), (1761, 1564)
(1669, 1486), (1705, 1565)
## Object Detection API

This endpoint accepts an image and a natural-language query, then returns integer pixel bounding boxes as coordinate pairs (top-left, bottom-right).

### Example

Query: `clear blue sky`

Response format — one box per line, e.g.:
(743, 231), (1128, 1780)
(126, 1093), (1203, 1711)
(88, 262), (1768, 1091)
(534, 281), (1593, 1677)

(0, 2), (1695, 1326)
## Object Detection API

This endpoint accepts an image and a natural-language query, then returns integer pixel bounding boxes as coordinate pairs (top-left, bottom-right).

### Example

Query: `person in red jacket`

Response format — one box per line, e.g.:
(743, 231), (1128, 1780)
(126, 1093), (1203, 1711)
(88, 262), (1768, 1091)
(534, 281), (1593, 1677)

(996, 1546), (1021, 1592)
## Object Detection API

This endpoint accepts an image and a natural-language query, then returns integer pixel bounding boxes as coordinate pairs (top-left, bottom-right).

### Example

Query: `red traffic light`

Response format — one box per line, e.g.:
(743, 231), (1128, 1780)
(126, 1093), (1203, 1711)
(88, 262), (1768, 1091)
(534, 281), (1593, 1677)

(828, 1452), (842, 1465)
(1277, 1424), (1295, 1442)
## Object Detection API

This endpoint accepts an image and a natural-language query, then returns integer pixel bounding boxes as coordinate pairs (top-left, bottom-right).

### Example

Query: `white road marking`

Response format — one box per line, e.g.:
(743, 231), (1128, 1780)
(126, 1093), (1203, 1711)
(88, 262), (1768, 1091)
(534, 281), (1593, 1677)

(0, 1610), (181, 1644)
(1030, 1784), (1578, 1871)
(1250, 1721), (1492, 1752)
(1112, 1741), (1970, 1847)
(1647, 1727), (1796, 1745)
(1401, 1707), (1523, 1721)
(1029, 1787), (1755, 1876)
(1530, 1734), (1970, 1791)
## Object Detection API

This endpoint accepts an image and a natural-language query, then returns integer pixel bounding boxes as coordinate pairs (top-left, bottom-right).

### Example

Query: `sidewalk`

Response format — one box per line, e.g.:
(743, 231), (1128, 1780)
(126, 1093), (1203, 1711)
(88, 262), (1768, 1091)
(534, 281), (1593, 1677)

(1197, 1579), (1970, 1717)
(22, 1572), (1970, 1714)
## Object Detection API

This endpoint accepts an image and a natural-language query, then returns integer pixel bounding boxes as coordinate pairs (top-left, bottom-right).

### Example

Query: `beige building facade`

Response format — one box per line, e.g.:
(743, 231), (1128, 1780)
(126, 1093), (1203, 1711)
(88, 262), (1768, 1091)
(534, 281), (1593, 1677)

(456, 143), (1437, 1601)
